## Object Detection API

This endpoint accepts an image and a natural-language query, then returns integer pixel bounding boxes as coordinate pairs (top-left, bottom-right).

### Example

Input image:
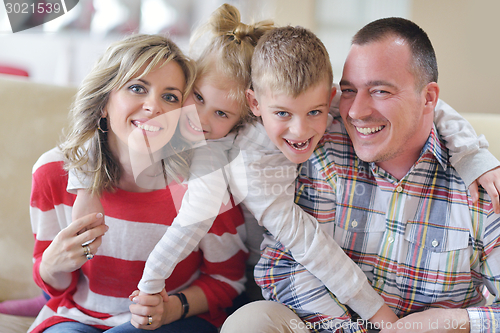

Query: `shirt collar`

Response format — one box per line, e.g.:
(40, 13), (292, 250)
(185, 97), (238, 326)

(420, 124), (449, 171)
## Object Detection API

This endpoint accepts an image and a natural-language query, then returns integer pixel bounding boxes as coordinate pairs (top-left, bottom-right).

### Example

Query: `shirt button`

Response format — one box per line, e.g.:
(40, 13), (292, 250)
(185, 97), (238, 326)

(431, 240), (439, 247)
(396, 186), (403, 193)
(377, 278), (384, 286)
(351, 220), (358, 228)
(388, 236), (394, 243)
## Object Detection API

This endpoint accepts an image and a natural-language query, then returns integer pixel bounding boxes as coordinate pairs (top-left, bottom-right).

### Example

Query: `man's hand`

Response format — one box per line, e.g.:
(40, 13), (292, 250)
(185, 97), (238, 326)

(379, 308), (469, 333)
(469, 166), (500, 214)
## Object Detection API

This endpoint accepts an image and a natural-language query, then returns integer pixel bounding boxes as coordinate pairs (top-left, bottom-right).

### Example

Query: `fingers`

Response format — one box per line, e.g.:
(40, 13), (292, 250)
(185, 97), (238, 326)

(76, 224), (108, 249)
(468, 181), (479, 204)
(129, 290), (140, 302)
(65, 212), (105, 238)
(475, 166), (500, 214)
(482, 181), (500, 214)
(131, 313), (156, 330)
(131, 292), (163, 307)
(129, 293), (164, 330)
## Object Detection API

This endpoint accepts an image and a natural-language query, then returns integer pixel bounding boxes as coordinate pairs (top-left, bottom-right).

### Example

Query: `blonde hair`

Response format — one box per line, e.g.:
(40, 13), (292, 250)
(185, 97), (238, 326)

(251, 26), (333, 97)
(190, 3), (274, 131)
(60, 34), (196, 195)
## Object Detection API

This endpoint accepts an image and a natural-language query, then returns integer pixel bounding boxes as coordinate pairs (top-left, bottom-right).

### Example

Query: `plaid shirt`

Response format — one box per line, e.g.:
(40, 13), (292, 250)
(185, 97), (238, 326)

(255, 117), (500, 333)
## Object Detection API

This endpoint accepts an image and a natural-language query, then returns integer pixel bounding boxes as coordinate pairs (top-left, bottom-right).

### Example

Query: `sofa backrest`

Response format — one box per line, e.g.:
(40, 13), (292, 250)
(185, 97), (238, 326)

(0, 76), (77, 300)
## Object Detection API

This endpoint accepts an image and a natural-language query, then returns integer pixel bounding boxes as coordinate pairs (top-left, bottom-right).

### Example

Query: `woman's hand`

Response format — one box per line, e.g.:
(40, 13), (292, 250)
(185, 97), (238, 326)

(129, 289), (182, 330)
(39, 212), (107, 290)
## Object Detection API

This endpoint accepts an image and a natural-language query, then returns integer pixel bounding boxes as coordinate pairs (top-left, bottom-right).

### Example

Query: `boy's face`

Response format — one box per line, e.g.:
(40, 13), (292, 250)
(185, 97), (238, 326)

(247, 82), (335, 164)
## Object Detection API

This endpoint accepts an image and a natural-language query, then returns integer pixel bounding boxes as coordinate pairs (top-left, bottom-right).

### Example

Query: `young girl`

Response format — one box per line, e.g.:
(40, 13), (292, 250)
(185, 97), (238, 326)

(29, 33), (246, 333)
(69, 3), (500, 329)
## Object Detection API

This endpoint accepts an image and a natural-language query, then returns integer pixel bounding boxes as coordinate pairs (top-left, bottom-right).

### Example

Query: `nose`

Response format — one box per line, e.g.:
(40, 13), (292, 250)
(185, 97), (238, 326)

(347, 91), (373, 120)
(289, 117), (308, 137)
(143, 95), (163, 115)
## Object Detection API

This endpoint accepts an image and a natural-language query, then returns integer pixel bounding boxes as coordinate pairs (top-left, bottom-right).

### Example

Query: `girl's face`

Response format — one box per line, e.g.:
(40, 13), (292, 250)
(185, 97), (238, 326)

(104, 60), (186, 159)
(179, 79), (242, 142)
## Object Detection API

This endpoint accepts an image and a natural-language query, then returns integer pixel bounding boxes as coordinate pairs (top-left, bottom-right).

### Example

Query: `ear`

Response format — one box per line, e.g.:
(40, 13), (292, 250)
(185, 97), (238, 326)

(246, 89), (261, 117)
(101, 106), (108, 118)
(329, 86), (337, 106)
(423, 82), (439, 115)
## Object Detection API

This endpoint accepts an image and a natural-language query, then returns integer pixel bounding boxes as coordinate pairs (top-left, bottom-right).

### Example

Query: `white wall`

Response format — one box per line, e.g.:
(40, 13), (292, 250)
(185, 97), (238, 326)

(411, 0), (500, 114)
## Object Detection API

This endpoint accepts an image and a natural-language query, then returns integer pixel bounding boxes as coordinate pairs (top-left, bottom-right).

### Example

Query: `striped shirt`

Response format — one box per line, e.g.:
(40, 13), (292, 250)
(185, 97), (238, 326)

(29, 148), (247, 332)
(257, 117), (500, 333)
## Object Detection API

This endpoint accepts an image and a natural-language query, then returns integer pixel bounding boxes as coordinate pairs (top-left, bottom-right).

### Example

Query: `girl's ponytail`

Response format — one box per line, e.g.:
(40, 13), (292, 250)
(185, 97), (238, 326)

(190, 3), (274, 130)
(208, 4), (273, 46)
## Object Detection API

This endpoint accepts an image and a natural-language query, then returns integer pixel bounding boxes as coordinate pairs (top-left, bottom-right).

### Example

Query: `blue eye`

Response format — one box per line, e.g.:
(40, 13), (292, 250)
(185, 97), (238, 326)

(309, 110), (320, 116)
(163, 93), (180, 103)
(129, 84), (146, 93)
(276, 111), (289, 117)
(215, 110), (228, 118)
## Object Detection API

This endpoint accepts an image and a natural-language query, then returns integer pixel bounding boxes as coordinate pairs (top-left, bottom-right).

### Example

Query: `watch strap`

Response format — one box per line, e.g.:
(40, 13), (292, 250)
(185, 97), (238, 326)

(171, 292), (189, 320)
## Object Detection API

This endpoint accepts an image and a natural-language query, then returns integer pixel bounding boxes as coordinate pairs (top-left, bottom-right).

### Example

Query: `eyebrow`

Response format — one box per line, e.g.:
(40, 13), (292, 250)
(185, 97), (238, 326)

(137, 78), (183, 94)
(268, 102), (329, 110)
(340, 79), (397, 89)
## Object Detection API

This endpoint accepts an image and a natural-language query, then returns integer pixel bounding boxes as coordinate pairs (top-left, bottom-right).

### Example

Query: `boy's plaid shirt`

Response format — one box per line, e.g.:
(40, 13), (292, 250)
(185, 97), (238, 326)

(285, 118), (500, 332)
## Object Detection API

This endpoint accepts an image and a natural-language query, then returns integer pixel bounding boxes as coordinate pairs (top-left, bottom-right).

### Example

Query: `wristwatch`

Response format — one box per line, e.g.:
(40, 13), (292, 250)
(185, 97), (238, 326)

(171, 292), (189, 320)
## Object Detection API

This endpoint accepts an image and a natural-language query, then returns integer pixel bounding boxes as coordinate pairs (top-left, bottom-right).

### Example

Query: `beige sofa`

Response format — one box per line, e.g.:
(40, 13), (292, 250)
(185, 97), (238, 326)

(0, 76), (77, 332)
(0, 75), (499, 332)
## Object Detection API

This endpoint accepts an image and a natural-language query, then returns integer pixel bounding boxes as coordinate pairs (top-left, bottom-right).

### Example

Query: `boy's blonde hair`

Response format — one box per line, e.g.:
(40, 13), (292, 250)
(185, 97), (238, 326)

(191, 3), (274, 130)
(60, 34), (196, 195)
(251, 26), (333, 97)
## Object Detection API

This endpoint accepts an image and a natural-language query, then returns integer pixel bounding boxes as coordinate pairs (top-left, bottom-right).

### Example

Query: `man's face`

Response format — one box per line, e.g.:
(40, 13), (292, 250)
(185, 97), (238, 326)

(339, 36), (435, 177)
(248, 82), (335, 164)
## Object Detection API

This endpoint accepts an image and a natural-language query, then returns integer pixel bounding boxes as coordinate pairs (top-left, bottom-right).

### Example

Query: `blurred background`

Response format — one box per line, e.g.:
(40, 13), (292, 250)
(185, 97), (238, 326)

(0, 0), (499, 114)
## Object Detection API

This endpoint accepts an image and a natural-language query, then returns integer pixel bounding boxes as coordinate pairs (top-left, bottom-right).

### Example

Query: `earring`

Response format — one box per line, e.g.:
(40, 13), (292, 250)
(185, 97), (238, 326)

(97, 117), (108, 133)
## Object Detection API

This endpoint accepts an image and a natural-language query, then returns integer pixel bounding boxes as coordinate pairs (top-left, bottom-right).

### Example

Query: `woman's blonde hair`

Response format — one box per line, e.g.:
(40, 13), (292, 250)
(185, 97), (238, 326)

(190, 3), (274, 131)
(60, 34), (196, 195)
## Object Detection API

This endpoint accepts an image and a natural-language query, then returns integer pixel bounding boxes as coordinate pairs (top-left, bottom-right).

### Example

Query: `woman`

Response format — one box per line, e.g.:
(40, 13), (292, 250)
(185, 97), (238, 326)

(29, 34), (247, 333)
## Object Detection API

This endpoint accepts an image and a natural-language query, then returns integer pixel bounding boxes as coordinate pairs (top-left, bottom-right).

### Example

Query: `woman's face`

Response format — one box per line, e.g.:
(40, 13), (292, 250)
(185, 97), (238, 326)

(104, 60), (186, 160)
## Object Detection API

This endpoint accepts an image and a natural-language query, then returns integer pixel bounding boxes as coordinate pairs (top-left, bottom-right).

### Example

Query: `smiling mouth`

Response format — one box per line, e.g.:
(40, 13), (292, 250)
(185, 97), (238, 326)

(187, 117), (203, 132)
(132, 121), (162, 132)
(355, 125), (384, 135)
(284, 138), (311, 151)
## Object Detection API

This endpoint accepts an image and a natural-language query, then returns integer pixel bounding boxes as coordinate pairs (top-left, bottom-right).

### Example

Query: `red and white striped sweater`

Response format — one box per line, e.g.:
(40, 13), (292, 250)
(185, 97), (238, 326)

(28, 148), (248, 332)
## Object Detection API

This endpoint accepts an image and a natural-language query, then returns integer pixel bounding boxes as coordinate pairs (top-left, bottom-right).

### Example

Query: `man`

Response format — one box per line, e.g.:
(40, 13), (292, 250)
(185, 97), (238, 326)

(225, 18), (500, 333)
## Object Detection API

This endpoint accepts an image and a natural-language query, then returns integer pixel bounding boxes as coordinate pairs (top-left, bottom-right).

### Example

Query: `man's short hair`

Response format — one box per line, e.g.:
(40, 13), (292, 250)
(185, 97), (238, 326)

(352, 17), (438, 90)
(251, 26), (333, 97)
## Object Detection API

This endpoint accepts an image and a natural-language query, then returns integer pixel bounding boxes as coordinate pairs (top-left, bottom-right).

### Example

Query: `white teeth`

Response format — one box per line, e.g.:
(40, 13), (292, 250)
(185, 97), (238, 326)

(285, 138), (310, 151)
(136, 122), (161, 132)
(356, 125), (383, 135)
(188, 118), (203, 132)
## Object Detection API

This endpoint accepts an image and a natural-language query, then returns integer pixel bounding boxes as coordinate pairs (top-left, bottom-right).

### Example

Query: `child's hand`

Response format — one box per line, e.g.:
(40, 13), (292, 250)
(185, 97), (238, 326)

(468, 166), (500, 214)
(73, 189), (105, 235)
(369, 304), (399, 327)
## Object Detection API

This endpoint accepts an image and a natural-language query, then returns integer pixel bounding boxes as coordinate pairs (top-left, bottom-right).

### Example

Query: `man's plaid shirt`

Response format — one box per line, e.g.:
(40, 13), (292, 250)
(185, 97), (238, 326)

(257, 117), (500, 333)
